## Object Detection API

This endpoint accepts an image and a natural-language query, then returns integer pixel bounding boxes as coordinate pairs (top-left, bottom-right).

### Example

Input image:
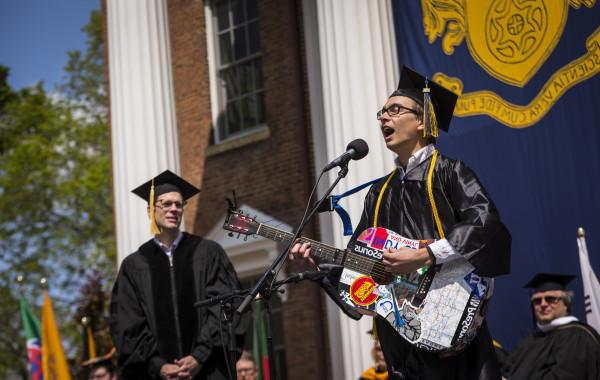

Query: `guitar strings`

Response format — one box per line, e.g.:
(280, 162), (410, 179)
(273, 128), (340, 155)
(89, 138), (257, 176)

(259, 224), (394, 280)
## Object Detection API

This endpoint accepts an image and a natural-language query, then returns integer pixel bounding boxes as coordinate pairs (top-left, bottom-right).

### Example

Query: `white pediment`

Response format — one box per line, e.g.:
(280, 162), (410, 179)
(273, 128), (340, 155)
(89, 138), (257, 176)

(205, 204), (292, 279)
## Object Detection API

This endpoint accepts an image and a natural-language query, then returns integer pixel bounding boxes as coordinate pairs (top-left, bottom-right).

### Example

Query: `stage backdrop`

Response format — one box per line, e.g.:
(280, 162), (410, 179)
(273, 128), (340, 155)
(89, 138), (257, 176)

(391, 0), (600, 349)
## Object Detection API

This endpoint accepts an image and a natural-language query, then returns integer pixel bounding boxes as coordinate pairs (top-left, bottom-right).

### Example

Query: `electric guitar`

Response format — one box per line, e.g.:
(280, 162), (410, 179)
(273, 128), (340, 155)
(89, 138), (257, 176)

(223, 209), (492, 353)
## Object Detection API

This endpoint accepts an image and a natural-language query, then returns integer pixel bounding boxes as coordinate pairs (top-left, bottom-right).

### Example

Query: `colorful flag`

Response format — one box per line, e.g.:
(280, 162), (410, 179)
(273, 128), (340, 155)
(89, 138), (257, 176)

(577, 228), (600, 332)
(41, 290), (72, 380)
(20, 297), (43, 380)
(252, 299), (270, 380)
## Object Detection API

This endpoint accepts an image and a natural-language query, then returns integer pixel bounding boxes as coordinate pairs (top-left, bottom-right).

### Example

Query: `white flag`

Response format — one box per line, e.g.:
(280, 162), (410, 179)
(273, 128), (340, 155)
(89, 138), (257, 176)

(577, 229), (600, 332)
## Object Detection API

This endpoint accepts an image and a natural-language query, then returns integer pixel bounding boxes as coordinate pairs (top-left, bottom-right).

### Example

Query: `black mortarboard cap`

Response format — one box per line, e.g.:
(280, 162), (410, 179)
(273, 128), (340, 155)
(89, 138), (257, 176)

(390, 65), (458, 133)
(131, 170), (200, 202)
(524, 273), (576, 293)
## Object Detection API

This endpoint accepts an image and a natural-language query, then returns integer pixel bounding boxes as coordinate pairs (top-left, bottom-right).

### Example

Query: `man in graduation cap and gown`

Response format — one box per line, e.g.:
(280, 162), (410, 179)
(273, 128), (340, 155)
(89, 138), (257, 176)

(291, 66), (511, 379)
(110, 170), (247, 380)
(502, 273), (600, 379)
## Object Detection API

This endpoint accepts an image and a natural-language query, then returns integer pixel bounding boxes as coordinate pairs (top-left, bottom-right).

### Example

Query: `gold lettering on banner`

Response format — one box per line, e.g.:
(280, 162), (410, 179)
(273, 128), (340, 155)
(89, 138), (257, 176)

(433, 27), (600, 128)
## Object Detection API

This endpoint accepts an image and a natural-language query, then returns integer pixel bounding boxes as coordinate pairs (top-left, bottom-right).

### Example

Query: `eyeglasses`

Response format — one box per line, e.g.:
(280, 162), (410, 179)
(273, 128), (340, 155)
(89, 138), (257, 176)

(531, 295), (563, 306)
(376, 104), (417, 120)
(155, 201), (187, 211)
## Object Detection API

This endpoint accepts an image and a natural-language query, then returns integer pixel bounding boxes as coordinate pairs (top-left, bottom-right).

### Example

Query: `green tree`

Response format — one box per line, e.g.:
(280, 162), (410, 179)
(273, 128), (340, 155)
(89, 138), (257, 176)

(0, 9), (114, 377)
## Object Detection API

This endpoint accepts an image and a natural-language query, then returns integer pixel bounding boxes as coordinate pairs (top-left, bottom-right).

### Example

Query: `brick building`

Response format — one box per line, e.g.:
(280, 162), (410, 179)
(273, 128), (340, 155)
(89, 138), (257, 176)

(105, 1), (399, 378)
(168, 0), (328, 377)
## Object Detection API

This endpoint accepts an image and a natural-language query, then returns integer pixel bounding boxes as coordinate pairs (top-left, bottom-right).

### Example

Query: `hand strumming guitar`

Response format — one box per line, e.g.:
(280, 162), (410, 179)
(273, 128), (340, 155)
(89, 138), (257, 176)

(382, 247), (434, 275)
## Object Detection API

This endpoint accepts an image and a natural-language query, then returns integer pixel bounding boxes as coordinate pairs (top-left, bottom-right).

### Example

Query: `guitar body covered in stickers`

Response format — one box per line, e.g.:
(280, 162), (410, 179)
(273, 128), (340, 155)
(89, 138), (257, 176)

(222, 209), (492, 353)
(339, 226), (492, 353)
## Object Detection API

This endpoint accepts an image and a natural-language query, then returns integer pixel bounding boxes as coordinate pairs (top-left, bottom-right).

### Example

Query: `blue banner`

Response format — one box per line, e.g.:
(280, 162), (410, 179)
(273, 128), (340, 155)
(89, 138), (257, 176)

(392, 0), (600, 349)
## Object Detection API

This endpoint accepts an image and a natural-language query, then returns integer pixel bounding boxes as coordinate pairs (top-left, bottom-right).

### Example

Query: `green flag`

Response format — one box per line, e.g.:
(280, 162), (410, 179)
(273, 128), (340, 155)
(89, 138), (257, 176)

(20, 297), (43, 380)
(252, 299), (270, 380)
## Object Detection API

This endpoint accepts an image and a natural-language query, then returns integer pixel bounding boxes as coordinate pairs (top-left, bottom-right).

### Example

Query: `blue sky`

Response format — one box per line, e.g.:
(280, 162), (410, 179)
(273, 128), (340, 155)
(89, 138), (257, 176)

(0, 0), (100, 90)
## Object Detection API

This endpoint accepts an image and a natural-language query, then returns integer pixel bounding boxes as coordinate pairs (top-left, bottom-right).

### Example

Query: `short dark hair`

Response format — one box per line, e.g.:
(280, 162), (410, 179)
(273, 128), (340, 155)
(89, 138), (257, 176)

(239, 350), (256, 364)
(89, 361), (116, 378)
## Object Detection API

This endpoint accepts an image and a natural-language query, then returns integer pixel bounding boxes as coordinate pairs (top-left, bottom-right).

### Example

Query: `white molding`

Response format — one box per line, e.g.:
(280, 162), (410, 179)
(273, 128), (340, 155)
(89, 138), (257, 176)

(204, 2), (221, 143)
(107, 0), (180, 264)
(303, 0), (400, 378)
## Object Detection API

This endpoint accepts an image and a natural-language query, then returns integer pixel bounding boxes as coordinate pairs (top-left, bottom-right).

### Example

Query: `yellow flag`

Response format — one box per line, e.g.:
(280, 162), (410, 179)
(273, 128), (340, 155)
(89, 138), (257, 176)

(42, 290), (72, 380)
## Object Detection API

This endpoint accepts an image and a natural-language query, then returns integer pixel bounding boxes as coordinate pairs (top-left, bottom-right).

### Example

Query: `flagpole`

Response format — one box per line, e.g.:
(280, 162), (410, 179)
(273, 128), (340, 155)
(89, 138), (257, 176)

(576, 226), (600, 332)
(17, 274), (24, 294)
(19, 275), (44, 380)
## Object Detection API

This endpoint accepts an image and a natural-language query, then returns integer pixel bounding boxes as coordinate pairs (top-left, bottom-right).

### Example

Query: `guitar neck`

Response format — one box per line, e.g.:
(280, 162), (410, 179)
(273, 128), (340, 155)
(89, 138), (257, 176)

(256, 223), (377, 275)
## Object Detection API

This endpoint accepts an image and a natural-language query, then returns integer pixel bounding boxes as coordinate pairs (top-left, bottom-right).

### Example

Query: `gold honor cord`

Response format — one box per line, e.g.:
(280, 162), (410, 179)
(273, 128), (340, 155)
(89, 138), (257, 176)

(427, 150), (445, 239)
(373, 169), (397, 227)
(370, 152), (445, 336)
(372, 151), (444, 238)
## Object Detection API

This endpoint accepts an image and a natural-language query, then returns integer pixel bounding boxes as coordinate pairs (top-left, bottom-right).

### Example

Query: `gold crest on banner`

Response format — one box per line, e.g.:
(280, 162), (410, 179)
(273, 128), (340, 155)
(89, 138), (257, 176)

(421, 0), (599, 128)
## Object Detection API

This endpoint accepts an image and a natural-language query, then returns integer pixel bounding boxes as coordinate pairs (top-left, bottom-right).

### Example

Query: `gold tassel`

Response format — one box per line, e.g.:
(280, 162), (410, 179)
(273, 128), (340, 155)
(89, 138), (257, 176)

(87, 325), (97, 359)
(149, 179), (161, 235)
(423, 80), (438, 138)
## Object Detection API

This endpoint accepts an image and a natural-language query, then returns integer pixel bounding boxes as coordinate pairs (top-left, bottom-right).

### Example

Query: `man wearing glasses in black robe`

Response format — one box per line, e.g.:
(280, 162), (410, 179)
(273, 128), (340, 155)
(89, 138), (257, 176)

(502, 273), (600, 379)
(110, 170), (247, 379)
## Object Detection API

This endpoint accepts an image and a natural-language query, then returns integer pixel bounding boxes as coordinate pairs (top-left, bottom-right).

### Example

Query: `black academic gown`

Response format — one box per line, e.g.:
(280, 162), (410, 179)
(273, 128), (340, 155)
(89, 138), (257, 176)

(326, 152), (511, 380)
(110, 233), (247, 380)
(503, 321), (600, 380)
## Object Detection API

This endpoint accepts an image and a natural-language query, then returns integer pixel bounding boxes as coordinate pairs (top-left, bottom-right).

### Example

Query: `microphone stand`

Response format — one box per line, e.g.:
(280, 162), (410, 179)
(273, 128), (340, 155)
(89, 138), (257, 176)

(195, 290), (246, 380)
(235, 163), (349, 380)
(195, 272), (327, 380)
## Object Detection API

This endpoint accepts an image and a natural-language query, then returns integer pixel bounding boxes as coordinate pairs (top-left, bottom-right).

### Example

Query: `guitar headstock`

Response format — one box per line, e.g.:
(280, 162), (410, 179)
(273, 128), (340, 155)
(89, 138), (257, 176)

(223, 209), (259, 236)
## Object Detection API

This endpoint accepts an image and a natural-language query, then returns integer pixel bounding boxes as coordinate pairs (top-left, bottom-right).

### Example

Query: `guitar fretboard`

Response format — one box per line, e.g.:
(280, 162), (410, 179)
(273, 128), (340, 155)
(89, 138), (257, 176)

(257, 223), (380, 276)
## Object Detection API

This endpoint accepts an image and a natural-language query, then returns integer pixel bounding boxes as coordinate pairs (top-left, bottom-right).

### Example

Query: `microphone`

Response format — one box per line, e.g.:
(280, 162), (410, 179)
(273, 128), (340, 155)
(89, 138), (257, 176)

(322, 139), (369, 172)
(295, 270), (330, 282)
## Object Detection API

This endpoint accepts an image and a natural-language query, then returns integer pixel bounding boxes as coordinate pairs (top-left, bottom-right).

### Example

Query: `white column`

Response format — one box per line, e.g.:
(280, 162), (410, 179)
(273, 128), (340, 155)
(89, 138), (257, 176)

(106, 0), (180, 264)
(303, 0), (399, 379)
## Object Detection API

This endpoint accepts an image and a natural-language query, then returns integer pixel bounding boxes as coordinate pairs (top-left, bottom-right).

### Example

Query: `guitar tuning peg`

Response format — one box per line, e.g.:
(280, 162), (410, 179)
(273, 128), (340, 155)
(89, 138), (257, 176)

(236, 233), (241, 239)
(243, 235), (248, 241)
(252, 235), (258, 239)
(228, 232), (234, 237)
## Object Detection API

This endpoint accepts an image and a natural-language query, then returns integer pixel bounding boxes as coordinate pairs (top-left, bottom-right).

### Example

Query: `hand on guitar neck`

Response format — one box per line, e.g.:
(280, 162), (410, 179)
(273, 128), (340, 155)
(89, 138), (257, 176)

(290, 242), (433, 275)
(289, 241), (319, 269)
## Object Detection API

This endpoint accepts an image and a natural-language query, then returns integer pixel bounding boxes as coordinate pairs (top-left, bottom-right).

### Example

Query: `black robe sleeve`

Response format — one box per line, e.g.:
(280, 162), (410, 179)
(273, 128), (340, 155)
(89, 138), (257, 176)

(110, 257), (166, 378)
(442, 160), (511, 277)
(503, 323), (600, 380)
(191, 240), (249, 364)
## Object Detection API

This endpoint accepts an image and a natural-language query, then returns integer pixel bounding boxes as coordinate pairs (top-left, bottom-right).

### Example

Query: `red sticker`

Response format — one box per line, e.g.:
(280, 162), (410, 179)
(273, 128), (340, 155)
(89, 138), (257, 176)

(350, 276), (378, 306)
(372, 228), (389, 250)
